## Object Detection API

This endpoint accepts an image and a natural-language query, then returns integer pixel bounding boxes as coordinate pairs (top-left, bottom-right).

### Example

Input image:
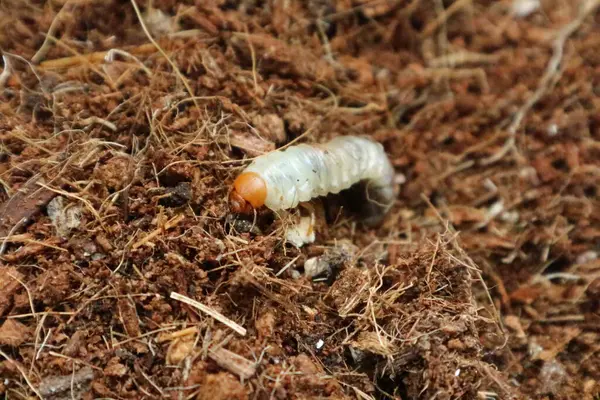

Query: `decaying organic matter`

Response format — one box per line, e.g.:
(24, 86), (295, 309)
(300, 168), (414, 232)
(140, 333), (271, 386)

(1, 0), (599, 399)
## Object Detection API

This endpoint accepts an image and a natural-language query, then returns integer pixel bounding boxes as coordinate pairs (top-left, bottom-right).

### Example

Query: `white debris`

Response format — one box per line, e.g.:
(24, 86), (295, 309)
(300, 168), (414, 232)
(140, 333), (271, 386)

(303, 243), (357, 279)
(315, 339), (324, 350)
(519, 167), (540, 186)
(474, 200), (505, 229)
(304, 256), (330, 279)
(527, 340), (543, 358)
(500, 210), (520, 223)
(483, 178), (498, 192)
(487, 201), (505, 220)
(47, 196), (82, 237)
(375, 68), (390, 82)
(547, 123), (559, 137)
(291, 270), (302, 280)
(538, 360), (566, 395)
(512, 0), (540, 17)
(576, 250), (598, 265)
(394, 173), (407, 185)
(144, 7), (177, 37)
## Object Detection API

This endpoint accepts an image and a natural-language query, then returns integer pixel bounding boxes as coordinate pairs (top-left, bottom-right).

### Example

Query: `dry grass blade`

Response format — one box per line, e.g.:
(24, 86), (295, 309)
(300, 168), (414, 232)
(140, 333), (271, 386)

(157, 326), (198, 343)
(132, 214), (185, 249)
(170, 292), (247, 336)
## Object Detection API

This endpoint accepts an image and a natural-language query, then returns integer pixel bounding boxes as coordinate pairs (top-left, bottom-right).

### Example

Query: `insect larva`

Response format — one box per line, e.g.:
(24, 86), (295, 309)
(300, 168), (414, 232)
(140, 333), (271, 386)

(230, 136), (396, 225)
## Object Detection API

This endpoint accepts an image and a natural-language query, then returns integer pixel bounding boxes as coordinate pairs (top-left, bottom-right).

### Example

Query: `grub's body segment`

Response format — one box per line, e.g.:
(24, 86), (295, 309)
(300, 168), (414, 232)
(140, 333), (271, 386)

(240, 136), (395, 213)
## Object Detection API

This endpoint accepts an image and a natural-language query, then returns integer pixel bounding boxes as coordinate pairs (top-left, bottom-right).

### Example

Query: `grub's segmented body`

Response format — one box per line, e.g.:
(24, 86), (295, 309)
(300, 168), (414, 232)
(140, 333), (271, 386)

(241, 136), (395, 214)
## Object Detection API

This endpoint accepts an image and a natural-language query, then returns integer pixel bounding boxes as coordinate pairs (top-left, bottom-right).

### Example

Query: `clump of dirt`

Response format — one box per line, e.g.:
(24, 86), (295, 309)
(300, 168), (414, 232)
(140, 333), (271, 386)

(327, 237), (508, 399)
(1, 0), (599, 399)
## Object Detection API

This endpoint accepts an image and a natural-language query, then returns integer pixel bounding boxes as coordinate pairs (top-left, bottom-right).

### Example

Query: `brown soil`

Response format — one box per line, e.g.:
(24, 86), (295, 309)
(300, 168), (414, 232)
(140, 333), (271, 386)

(1, 1), (599, 399)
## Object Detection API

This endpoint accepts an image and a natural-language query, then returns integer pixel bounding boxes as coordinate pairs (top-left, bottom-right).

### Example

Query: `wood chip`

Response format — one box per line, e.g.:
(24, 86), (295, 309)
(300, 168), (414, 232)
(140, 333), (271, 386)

(0, 319), (32, 347)
(118, 297), (142, 338)
(220, 131), (275, 157)
(0, 178), (55, 238)
(39, 367), (95, 397)
(208, 347), (256, 380)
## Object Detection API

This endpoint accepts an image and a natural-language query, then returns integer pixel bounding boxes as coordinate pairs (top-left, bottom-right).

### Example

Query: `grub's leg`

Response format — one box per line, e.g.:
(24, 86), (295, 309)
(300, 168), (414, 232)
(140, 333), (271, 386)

(298, 201), (315, 215)
(301, 199), (328, 234)
(284, 202), (316, 248)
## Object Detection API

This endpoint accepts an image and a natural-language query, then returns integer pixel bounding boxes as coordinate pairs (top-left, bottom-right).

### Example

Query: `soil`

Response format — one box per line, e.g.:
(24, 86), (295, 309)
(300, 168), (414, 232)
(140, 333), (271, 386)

(0, 0), (599, 399)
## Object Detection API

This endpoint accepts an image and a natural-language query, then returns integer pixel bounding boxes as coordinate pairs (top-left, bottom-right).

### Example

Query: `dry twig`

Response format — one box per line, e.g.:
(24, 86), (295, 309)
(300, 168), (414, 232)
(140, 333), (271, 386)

(208, 347), (256, 379)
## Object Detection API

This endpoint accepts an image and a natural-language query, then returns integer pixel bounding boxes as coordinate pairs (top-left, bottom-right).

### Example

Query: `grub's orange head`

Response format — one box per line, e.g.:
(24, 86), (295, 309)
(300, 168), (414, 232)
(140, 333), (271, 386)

(229, 172), (267, 213)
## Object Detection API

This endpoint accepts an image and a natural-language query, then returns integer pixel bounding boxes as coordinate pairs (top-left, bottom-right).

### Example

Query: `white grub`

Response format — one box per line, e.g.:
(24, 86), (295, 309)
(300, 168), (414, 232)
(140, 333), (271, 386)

(242, 135), (396, 223)
(511, 0), (540, 18)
